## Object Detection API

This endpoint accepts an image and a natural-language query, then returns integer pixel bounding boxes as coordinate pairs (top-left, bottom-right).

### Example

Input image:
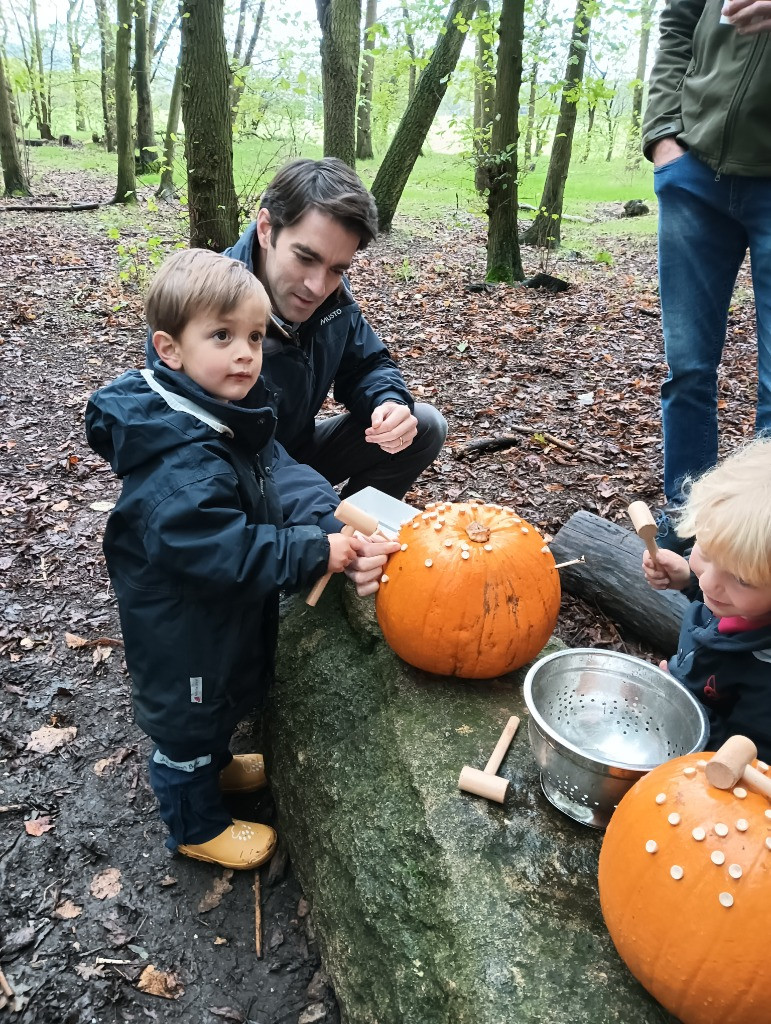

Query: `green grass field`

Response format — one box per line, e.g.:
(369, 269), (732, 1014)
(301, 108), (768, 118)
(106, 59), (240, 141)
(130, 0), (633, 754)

(22, 133), (658, 245)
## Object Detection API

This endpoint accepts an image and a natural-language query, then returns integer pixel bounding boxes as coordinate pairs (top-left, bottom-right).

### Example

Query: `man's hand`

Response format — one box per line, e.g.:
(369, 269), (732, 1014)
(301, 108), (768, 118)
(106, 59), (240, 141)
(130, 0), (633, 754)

(345, 533), (401, 596)
(365, 401), (418, 454)
(642, 548), (691, 591)
(651, 137), (687, 167)
(721, 0), (771, 33)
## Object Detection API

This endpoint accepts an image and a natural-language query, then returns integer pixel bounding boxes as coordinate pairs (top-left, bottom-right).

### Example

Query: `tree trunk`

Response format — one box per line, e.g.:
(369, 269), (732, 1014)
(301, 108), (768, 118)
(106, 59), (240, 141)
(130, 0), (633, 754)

(550, 511), (688, 654)
(66, 1), (86, 132)
(356, 0), (377, 160)
(520, 0), (592, 248)
(473, 0), (495, 194)
(582, 102), (595, 162)
(626, 0), (655, 169)
(156, 53), (181, 200)
(372, 0), (476, 232)
(148, 0), (165, 55)
(401, 4), (417, 102)
(151, 7), (180, 81)
(180, 0), (239, 249)
(316, 0), (361, 167)
(485, 0), (525, 283)
(95, 0), (116, 151)
(522, 0), (548, 163)
(0, 51), (30, 195)
(29, 0), (52, 139)
(133, 0), (157, 171)
(229, 0), (265, 126)
(112, 0), (136, 204)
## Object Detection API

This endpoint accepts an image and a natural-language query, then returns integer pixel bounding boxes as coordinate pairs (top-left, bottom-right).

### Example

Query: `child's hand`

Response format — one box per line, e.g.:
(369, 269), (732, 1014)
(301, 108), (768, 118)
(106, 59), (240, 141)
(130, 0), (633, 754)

(344, 533), (401, 596)
(327, 533), (358, 574)
(642, 548), (691, 591)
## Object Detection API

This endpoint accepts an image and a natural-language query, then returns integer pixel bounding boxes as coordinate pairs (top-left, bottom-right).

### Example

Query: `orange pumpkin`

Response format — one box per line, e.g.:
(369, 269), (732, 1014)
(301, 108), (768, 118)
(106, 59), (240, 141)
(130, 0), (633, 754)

(375, 501), (560, 678)
(598, 752), (771, 1024)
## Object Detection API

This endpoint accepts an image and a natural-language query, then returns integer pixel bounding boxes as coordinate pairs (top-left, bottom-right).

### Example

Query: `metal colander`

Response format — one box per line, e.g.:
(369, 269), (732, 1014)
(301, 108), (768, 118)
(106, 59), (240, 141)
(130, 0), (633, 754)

(523, 648), (709, 829)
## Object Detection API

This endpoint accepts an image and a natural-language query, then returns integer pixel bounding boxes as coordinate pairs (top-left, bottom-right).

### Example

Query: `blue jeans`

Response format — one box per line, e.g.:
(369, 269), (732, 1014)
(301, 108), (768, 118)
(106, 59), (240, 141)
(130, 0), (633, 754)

(654, 151), (771, 504)
(149, 746), (234, 848)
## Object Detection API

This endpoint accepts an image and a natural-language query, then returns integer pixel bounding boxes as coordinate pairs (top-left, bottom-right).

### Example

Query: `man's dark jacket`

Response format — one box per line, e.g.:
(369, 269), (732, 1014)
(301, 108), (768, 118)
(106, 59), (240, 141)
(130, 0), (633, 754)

(85, 365), (334, 751)
(224, 223), (414, 454)
(669, 595), (771, 762)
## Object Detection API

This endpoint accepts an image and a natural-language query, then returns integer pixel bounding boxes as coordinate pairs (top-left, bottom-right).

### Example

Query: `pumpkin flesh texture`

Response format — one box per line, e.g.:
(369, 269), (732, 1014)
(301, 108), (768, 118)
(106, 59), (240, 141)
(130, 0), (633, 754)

(375, 503), (560, 679)
(598, 752), (771, 1024)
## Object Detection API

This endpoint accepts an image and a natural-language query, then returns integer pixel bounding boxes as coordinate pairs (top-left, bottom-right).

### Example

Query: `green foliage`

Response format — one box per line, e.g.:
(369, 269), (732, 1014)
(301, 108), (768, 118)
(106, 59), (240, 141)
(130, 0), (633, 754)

(594, 249), (614, 265)
(106, 226), (166, 290)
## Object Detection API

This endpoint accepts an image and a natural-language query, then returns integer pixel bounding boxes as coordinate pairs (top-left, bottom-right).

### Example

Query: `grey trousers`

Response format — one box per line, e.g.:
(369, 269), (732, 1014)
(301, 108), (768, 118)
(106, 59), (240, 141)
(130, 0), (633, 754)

(290, 402), (447, 500)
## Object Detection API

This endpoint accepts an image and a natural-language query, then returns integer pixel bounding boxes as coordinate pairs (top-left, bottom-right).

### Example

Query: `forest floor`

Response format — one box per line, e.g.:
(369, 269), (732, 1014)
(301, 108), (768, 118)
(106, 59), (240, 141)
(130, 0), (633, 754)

(0, 162), (760, 1024)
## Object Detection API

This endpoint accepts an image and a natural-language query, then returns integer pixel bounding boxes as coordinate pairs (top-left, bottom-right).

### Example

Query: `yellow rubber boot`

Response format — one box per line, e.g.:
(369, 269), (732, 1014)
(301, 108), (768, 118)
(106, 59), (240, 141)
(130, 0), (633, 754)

(177, 819), (277, 870)
(219, 753), (268, 793)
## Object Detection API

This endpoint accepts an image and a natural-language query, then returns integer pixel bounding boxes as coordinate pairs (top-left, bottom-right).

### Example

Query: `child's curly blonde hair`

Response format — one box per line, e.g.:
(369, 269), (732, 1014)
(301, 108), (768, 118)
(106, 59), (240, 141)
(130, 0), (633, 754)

(677, 437), (771, 586)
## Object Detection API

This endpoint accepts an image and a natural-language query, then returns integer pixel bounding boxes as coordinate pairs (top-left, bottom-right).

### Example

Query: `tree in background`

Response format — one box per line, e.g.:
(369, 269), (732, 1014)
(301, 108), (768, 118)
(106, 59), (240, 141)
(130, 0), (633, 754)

(28, 0), (52, 138)
(372, 0), (476, 231)
(356, 0), (376, 160)
(156, 50), (181, 200)
(180, 0), (239, 248)
(0, 44), (30, 194)
(472, 0), (494, 194)
(316, 0), (361, 167)
(112, 0), (136, 203)
(133, 0), (158, 172)
(65, 0), (87, 131)
(520, 0), (594, 248)
(485, 0), (524, 282)
(401, 4), (417, 102)
(229, 0), (265, 125)
(95, 0), (116, 150)
(521, 0), (549, 165)
(626, 0), (656, 168)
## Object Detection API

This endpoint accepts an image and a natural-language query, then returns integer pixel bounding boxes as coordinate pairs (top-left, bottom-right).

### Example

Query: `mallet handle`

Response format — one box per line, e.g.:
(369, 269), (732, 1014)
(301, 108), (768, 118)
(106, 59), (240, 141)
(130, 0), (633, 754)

(306, 524), (354, 607)
(484, 716), (520, 776)
(744, 764), (771, 800)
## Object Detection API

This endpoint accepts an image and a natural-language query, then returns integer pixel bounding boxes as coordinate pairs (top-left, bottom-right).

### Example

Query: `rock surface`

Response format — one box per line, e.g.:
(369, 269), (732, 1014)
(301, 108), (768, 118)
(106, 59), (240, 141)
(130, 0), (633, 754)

(268, 581), (675, 1024)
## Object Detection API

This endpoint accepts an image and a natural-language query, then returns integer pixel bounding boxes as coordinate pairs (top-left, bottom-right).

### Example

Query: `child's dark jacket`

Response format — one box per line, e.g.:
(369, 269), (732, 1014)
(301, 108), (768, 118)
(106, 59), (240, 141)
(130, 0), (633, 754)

(85, 365), (335, 751)
(669, 595), (771, 762)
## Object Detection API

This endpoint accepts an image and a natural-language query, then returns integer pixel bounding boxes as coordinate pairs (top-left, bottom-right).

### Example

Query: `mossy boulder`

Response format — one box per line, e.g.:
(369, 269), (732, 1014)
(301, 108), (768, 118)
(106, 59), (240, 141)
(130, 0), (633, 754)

(268, 580), (673, 1024)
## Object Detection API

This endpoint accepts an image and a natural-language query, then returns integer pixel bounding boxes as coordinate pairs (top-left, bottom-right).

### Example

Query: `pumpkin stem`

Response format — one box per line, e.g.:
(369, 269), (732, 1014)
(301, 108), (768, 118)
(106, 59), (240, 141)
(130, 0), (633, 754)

(466, 521), (491, 543)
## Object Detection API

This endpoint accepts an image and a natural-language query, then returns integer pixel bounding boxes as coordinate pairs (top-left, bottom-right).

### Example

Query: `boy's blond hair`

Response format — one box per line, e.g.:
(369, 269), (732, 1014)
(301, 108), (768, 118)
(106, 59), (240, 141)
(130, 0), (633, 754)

(677, 437), (771, 586)
(145, 248), (270, 337)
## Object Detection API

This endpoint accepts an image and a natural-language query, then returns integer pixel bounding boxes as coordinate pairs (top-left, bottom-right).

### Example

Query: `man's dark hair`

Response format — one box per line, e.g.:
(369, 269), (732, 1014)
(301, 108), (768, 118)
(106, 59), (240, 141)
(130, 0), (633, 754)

(259, 157), (378, 250)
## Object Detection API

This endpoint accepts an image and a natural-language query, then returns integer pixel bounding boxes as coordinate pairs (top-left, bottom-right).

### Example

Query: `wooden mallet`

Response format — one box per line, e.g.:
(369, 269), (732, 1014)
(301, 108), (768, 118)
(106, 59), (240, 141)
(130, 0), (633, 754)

(458, 716), (520, 803)
(306, 499), (379, 607)
(628, 500), (659, 567)
(705, 735), (771, 800)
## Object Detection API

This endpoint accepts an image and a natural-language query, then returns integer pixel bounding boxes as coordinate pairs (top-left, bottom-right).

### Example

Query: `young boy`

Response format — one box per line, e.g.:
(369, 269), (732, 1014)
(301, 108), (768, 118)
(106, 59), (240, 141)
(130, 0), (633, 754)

(86, 249), (358, 870)
(642, 438), (771, 761)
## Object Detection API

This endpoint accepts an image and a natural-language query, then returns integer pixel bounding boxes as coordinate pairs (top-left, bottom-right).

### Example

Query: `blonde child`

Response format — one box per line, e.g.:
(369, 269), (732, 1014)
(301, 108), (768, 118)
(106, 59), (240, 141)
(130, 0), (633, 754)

(643, 438), (771, 760)
(86, 249), (359, 870)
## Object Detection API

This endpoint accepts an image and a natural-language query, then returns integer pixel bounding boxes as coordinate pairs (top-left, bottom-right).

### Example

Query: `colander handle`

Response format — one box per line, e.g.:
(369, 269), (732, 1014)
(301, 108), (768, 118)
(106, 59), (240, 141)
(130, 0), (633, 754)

(484, 716), (520, 775)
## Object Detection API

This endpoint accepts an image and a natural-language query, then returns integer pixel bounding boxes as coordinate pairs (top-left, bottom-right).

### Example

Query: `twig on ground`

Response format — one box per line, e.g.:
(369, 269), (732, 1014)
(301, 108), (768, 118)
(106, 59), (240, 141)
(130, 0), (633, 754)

(254, 874), (262, 958)
(454, 427), (577, 460)
(0, 202), (101, 213)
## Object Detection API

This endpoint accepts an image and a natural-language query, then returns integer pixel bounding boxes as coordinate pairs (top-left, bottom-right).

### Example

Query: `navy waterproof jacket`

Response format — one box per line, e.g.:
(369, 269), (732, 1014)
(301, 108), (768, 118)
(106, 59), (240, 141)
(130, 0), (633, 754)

(85, 364), (336, 751)
(668, 597), (771, 762)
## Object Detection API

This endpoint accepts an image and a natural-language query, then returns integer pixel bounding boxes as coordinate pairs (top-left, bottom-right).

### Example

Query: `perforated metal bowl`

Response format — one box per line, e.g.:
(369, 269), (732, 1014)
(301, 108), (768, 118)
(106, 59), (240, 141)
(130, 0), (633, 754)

(523, 648), (709, 829)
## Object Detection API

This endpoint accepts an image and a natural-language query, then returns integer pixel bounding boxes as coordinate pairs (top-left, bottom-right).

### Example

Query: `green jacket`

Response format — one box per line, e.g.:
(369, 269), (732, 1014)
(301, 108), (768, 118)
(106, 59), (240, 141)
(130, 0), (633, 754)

(643, 0), (771, 176)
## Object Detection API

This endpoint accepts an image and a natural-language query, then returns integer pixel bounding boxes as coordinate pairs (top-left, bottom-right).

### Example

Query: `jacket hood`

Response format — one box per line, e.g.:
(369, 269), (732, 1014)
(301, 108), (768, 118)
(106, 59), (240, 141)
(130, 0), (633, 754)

(86, 364), (277, 477)
(690, 602), (771, 652)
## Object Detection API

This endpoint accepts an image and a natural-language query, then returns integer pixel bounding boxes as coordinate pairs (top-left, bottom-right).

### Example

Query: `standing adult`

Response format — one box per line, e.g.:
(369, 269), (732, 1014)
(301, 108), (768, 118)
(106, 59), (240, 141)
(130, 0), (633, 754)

(225, 157), (448, 503)
(642, 0), (771, 552)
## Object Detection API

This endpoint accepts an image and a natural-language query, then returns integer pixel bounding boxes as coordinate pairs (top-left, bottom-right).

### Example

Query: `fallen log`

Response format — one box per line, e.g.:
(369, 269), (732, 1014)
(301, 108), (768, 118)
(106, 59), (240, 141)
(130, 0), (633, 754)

(550, 509), (689, 653)
(0, 201), (101, 213)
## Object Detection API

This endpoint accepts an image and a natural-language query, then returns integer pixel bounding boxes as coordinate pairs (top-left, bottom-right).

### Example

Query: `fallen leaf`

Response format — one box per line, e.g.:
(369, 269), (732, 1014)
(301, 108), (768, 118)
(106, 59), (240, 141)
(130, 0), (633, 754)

(159, 875), (177, 887)
(19, 637), (35, 650)
(90, 867), (122, 900)
(54, 900), (82, 920)
(24, 815), (54, 836)
(65, 632), (87, 648)
(209, 1007), (245, 1021)
(26, 725), (77, 753)
(75, 962), (107, 980)
(92, 645), (112, 666)
(89, 500), (115, 512)
(93, 747), (135, 777)
(213, 936), (229, 946)
(197, 870), (234, 913)
(51, 500), (70, 512)
(136, 964), (184, 1000)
